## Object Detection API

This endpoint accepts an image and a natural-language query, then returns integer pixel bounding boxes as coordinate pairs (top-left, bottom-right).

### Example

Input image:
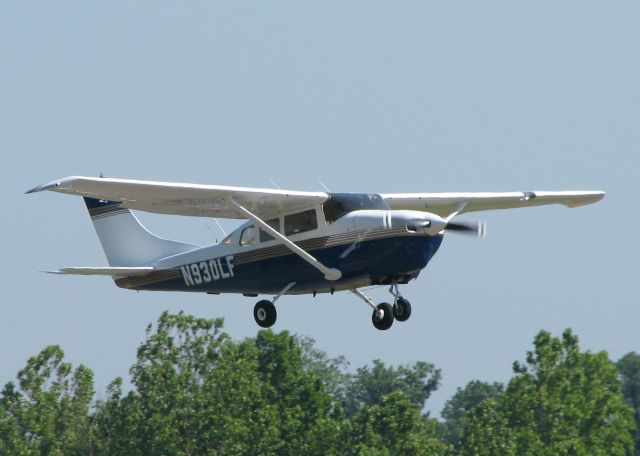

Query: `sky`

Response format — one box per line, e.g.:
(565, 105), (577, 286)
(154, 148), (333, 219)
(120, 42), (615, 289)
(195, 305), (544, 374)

(1, 1), (638, 416)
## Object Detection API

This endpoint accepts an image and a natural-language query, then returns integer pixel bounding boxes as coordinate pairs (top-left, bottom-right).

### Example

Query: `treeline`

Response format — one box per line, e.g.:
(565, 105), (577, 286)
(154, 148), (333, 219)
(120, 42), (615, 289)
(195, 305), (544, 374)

(0, 312), (638, 455)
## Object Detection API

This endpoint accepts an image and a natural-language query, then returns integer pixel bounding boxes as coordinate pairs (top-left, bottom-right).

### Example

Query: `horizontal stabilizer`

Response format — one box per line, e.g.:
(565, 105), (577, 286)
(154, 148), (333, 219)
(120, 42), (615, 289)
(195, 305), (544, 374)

(43, 267), (155, 276)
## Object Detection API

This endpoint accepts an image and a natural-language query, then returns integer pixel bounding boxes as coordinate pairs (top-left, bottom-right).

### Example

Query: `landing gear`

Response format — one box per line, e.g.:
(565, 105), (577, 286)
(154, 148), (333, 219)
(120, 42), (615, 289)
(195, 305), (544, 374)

(351, 289), (394, 331)
(252, 282), (296, 329)
(372, 302), (394, 330)
(393, 297), (412, 322)
(351, 284), (413, 330)
(389, 284), (411, 322)
(254, 300), (276, 328)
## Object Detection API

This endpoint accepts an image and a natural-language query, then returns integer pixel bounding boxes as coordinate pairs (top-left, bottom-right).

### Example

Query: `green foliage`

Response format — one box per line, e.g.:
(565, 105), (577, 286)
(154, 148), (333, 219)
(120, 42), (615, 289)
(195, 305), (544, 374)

(439, 380), (504, 449)
(1, 315), (636, 456)
(92, 311), (341, 455)
(617, 351), (640, 455)
(345, 359), (441, 417)
(347, 391), (446, 456)
(0, 345), (94, 456)
(459, 329), (636, 456)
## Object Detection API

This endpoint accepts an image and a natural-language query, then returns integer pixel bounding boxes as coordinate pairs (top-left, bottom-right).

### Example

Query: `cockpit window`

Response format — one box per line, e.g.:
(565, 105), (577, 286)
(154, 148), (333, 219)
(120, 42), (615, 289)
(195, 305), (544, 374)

(323, 193), (390, 222)
(239, 225), (256, 246)
(259, 218), (281, 242)
(284, 209), (318, 236)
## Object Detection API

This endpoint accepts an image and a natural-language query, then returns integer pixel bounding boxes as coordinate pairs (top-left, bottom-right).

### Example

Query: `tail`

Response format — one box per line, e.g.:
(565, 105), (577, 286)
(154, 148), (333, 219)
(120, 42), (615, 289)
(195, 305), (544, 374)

(84, 198), (198, 266)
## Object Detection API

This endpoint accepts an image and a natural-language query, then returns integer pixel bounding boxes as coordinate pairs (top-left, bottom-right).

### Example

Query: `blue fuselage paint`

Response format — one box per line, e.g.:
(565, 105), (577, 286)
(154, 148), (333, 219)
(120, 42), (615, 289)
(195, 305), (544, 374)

(120, 234), (444, 295)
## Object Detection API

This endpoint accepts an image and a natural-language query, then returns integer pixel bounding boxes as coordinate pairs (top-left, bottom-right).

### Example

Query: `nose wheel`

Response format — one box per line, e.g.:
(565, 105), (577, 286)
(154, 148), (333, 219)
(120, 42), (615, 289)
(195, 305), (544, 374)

(392, 297), (411, 322)
(389, 284), (411, 322)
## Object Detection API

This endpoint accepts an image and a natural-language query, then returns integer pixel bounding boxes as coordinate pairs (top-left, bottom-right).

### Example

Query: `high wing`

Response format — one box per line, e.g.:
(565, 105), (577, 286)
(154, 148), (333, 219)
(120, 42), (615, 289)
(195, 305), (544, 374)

(380, 191), (604, 217)
(27, 176), (328, 220)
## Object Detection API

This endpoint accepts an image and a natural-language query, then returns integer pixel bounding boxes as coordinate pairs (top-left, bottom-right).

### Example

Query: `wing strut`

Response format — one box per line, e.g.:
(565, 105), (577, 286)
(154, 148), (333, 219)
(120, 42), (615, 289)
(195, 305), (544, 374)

(229, 198), (342, 281)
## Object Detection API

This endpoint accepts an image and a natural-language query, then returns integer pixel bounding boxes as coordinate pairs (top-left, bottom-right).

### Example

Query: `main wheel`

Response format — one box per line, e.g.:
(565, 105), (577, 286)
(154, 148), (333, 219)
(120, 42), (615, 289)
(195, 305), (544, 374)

(254, 300), (277, 328)
(372, 302), (394, 330)
(393, 297), (412, 322)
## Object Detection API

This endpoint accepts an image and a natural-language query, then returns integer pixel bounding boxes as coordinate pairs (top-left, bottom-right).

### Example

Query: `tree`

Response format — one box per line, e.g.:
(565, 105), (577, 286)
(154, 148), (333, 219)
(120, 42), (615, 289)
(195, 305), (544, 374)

(345, 360), (441, 417)
(617, 352), (640, 455)
(439, 380), (503, 449)
(92, 312), (343, 455)
(459, 329), (635, 456)
(347, 391), (446, 456)
(0, 345), (94, 455)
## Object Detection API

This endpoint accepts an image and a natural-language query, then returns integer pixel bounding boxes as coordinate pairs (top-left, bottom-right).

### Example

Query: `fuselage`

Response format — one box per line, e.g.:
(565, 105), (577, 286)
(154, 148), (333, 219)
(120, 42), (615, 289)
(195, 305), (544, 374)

(115, 198), (445, 296)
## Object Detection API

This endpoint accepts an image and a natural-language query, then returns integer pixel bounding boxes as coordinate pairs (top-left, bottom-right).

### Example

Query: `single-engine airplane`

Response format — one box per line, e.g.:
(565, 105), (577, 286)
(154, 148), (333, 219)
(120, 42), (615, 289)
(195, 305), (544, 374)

(27, 176), (604, 330)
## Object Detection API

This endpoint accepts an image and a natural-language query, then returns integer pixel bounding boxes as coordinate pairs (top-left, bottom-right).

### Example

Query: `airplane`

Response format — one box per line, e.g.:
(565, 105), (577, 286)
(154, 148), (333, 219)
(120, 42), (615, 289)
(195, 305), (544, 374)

(27, 176), (604, 330)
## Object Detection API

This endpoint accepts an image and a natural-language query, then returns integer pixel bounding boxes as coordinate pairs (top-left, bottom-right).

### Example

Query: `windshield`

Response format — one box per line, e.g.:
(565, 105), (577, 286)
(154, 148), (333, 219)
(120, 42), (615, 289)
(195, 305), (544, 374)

(323, 193), (390, 222)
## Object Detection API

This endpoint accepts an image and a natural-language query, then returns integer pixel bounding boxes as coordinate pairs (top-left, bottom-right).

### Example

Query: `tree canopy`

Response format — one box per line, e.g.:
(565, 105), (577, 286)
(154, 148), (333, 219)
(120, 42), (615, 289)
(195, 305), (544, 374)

(0, 313), (636, 455)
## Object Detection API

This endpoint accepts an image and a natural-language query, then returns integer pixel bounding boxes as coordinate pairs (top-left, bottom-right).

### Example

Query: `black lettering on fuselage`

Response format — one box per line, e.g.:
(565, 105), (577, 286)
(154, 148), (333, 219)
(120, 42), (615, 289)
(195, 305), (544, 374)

(180, 255), (235, 287)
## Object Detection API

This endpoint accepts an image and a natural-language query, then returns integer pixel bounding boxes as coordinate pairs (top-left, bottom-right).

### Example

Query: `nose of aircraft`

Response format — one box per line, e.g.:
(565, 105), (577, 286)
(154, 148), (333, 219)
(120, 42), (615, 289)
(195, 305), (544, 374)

(394, 211), (447, 236)
(393, 211), (485, 237)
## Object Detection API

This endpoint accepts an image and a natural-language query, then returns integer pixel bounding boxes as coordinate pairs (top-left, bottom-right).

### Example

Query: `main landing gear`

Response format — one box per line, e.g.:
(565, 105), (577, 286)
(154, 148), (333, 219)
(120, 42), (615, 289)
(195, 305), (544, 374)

(351, 284), (412, 331)
(253, 282), (296, 328)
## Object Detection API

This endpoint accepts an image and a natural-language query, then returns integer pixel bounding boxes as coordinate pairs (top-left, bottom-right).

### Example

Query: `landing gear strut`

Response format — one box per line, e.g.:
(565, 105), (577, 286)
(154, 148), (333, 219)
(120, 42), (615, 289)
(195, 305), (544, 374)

(389, 284), (411, 322)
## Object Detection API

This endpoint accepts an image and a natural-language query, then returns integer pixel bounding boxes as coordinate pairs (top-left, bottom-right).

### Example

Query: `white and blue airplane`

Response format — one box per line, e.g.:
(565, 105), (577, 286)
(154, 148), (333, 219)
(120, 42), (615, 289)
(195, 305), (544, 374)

(27, 176), (604, 330)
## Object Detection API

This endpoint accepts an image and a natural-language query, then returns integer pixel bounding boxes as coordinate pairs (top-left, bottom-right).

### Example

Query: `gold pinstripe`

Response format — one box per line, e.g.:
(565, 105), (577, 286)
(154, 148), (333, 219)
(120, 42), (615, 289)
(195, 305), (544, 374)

(89, 206), (130, 219)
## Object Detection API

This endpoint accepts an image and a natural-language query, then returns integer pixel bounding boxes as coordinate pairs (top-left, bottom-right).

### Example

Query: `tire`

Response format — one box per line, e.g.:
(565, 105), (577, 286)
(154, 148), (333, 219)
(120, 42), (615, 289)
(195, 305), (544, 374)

(393, 298), (412, 322)
(254, 300), (277, 328)
(372, 302), (394, 330)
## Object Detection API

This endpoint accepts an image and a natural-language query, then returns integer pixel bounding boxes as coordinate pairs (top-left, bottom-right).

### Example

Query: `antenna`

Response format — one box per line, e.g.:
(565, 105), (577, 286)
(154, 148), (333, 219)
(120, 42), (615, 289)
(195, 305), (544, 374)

(269, 179), (281, 189)
(318, 180), (331, 192)
(213, 218), (227, 237)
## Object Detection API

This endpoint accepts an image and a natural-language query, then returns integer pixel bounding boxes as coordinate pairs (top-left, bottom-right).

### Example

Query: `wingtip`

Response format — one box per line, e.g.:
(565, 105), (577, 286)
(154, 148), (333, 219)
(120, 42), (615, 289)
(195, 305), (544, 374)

(25, 180), (61, 194)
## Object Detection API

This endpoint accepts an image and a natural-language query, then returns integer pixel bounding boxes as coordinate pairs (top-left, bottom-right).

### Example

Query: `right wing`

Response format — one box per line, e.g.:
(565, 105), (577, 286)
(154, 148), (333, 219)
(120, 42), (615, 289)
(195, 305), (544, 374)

(380, 191), (605, 218)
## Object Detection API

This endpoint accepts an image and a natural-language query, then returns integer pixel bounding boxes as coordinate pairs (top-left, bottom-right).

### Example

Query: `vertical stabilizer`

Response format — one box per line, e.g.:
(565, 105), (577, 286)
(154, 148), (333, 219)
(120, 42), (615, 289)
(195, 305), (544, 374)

(84, 198), (198, 266)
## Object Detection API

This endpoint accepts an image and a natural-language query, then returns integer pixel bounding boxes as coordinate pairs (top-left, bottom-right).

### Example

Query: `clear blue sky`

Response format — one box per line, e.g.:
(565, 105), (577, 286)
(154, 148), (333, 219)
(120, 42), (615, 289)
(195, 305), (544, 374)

(2, 1), (638, 416)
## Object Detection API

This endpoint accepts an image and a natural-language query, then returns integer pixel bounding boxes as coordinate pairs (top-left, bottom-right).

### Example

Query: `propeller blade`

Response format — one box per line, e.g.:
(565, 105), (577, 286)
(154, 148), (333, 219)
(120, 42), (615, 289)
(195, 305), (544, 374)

(446, 221), (486, 237)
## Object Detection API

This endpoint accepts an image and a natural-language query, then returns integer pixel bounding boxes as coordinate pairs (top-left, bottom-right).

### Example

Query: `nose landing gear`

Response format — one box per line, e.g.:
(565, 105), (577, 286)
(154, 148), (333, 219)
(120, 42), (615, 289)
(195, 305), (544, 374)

(389, 284), (412, 322)
(351, 284), (412, 331)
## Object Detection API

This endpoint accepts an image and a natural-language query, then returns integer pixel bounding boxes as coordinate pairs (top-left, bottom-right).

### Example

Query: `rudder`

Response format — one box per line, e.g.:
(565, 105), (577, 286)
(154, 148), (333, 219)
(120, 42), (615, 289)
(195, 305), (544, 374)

(84, 198), (198, 266)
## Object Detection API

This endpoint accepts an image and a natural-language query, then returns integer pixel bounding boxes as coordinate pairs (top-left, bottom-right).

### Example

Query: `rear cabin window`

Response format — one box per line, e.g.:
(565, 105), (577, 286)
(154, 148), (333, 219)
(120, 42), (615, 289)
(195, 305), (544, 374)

(239, 225), (257, 246)
(284, 209), (318, 236)
(259, 218), (281, 242)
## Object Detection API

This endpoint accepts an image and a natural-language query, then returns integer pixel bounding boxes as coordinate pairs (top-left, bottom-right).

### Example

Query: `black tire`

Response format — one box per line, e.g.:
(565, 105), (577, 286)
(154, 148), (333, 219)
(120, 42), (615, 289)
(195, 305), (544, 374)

(393, 297), (412, 322)
(372, 302), (394, 330)
(254, 300), (277, 328)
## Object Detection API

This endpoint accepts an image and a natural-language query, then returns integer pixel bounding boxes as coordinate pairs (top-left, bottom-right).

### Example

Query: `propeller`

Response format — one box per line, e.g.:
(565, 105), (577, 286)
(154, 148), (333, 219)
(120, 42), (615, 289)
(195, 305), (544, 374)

(445, 220), (486, 237)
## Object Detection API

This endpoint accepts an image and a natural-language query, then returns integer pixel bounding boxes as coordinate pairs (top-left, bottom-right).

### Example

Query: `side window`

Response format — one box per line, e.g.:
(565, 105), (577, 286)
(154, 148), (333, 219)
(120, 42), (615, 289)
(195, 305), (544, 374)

(284, 209), (318, 236)
(239, 225), (256, 247)
(259, 218), (280, 242)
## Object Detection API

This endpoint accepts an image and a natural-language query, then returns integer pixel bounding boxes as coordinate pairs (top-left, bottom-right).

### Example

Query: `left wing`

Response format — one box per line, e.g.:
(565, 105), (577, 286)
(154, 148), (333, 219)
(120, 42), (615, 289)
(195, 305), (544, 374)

(380, 191), (604, 218)
(27, 176), (328, 220)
